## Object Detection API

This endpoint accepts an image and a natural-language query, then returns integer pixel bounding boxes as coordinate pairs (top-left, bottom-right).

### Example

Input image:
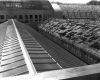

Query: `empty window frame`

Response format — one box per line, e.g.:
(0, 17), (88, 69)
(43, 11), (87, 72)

(30, 15), (33, 19)
(0, 15), (4, 19)
(39, 15), (42, 21)
(25, 15), (28, 19)
(35, 15), (38, 19)
(19, 15), (23, 19)
(43, 14), (47, 21)
(35, 15), (38, 22)
(39, 15), (42, 18)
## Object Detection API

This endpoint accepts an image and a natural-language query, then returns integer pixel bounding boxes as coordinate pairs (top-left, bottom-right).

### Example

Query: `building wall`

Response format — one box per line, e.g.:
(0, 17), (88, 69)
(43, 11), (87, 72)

(0, 9), (53, 30)
(51, 3), (63, 19)
(63, 11), (100, 20)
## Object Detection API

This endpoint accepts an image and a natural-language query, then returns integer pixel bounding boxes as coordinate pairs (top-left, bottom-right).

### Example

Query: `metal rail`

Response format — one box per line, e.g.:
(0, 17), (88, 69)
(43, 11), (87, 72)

(1, 19), (100, 80)
(12, 19), (37, 74)
(0, 63), (100, 80)
(13, 19), (62, 72)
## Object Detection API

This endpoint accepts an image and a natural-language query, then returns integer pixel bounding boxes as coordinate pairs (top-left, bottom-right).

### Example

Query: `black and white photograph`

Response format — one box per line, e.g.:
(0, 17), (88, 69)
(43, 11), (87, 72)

(0, 0), (100, 80)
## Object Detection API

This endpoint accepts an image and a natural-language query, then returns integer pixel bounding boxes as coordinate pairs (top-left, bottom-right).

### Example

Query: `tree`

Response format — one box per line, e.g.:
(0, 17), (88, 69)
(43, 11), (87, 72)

(87, 0), (100, 5)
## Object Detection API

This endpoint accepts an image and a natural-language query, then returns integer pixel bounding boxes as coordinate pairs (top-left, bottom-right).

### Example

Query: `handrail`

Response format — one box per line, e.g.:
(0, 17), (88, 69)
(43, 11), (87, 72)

(12, 19), (37, 74)
(0, 63), (100, 80)
(6, 19), (100, 80)
(3, 19), (100, 80)
(33, 63), (100, 80)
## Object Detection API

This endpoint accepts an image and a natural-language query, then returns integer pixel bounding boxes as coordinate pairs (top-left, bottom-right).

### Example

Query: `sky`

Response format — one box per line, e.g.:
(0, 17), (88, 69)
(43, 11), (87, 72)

(48, 0), (100, 4)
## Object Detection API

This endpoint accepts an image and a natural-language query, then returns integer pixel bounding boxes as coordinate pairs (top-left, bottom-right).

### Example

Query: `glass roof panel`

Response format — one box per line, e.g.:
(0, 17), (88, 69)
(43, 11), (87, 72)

(0, 0), (53, 10)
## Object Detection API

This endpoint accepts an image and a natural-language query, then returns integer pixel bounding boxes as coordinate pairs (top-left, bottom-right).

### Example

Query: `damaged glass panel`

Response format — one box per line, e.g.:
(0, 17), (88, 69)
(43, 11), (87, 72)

(65, 32), (77, 39)
(60, 26), (66, 30)
(90, 42), (100, 50)
(59, 32), (67, 37)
